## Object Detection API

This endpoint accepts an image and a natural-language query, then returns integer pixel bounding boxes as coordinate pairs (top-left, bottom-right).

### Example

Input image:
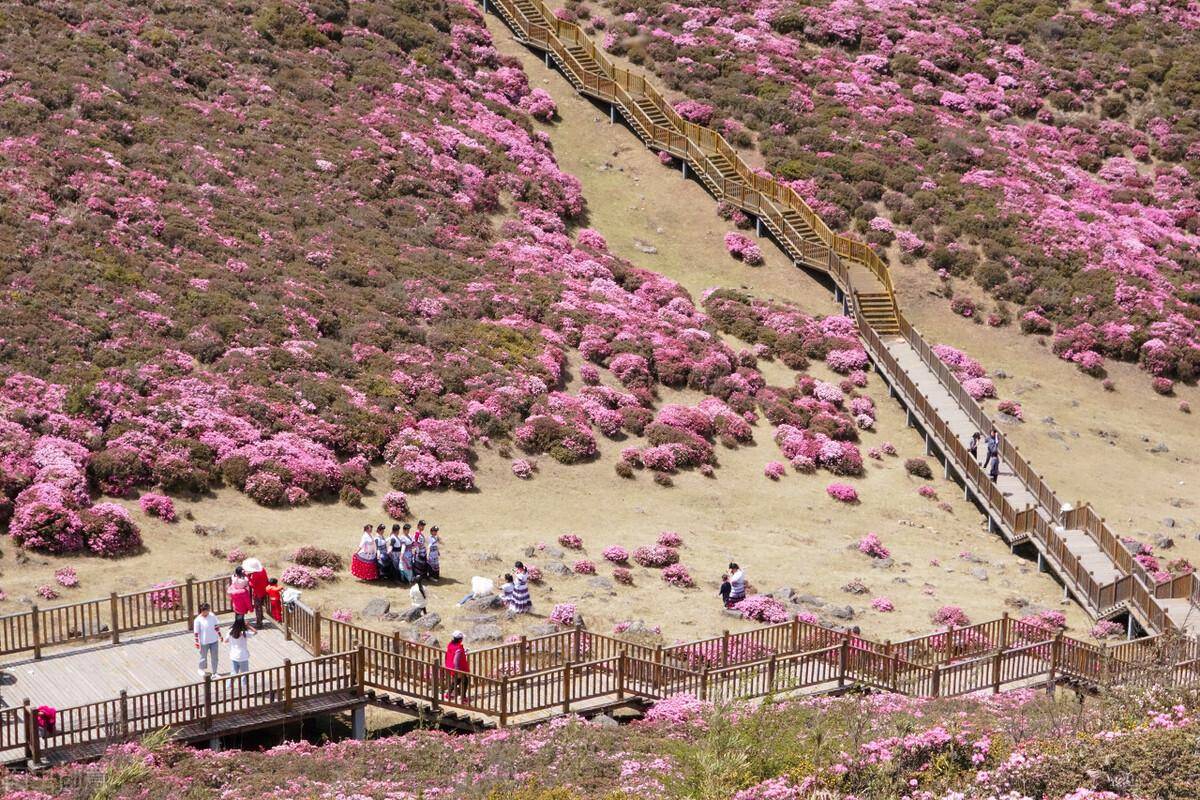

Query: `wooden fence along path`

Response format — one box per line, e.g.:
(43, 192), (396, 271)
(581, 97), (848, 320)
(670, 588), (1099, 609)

(3, 583), (1200, 766)
(482, 0), (1200, 636)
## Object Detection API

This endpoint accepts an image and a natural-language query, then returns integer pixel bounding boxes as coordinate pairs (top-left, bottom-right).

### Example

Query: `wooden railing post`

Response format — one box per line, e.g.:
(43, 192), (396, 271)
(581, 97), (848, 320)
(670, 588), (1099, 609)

(617, 652), (626, 700)
(312, 609), (322, 656)
(932, 665), (941, 697)
(499, 675), (509, 727)
(519, 635), (528, 674)
(721, 630), (730, 667)
(431, 666), (441, 711)
(573, 624), (582, 662)
(838, 635), (849, 688)
(110, 593), (120, 645)
(561, 661), (572, 714)
(700, 664), (709, 701)
(356, 645), (366, 696)
(1100, 643), (1110, 687)
(991, 650), (1003, 694)
(283, 602), (292, 641)
(23, 699), (39, 763)
(184, 578), (195, 631)
(790, 617), (800, 653)
(1000, 612), (1010, 649)
(284, 659), (293, 710)
(203, 674), (213, 730)
(30, 605), (41, 660)
(1047, 633), (1062, 693)
(767, 654), (777, 692)
(119, 690), (130, 738)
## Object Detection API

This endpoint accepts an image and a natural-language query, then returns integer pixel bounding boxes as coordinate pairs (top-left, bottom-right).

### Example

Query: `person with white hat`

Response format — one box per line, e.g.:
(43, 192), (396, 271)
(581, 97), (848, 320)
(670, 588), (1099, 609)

(243, 557), (270, 629)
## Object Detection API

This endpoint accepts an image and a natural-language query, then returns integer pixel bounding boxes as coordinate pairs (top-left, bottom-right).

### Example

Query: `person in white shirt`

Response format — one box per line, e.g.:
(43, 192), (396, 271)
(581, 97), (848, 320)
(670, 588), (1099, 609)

(727, 562), (746, 605)
(193, 603), (224, 677)
(410, 581), (427, 617)
(227, 617), (255, 684)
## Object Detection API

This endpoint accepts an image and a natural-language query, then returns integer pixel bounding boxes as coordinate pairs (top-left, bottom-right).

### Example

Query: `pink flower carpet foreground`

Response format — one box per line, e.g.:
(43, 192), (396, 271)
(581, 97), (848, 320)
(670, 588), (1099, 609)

(7, 688), (1198, 799)
(595, 0), (1200, 387)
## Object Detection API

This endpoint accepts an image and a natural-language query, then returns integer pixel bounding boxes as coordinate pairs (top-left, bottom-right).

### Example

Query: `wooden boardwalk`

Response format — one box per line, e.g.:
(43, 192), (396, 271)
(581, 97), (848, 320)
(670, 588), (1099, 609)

(1, 624), (311, 712)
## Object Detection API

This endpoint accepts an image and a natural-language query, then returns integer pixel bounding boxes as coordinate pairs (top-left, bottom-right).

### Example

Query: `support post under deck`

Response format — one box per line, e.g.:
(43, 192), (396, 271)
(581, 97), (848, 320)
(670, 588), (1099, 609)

(352, 706), (366, 740)
(610, 103), (615, 124)
(755, 217), (762, 238)
(681, 161), (688, 179)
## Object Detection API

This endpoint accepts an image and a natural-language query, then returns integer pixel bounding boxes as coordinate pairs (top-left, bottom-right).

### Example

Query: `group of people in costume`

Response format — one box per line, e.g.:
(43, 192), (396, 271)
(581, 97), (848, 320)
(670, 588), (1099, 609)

(351, 519), (442, 584)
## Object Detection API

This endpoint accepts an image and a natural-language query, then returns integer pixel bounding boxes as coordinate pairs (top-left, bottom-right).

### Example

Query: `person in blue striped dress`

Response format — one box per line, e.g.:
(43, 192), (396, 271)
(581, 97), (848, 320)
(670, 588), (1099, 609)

(510, 561), (533, 613)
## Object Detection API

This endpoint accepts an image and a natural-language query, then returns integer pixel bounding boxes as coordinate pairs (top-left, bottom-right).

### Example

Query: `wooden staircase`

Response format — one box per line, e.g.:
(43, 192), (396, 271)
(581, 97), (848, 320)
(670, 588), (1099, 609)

(855, 291), (900, 334)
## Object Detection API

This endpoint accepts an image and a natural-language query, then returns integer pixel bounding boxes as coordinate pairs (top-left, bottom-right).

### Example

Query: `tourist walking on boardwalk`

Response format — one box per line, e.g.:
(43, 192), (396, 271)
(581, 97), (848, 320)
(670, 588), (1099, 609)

(444, 631), (470, 702)
(983, 428), (999, 469)
(228, 617), (256, 686)
(727, 562), (746, 605)
(718, 573), (732, 608)
(410, 580), (427, 618)
(228, 566), (252, 622)
(193, 603), (224, 677)
(966, 432), (982, 461)
(244, 557), (270, 628)
(989, 452), (1001, 482)
(351, 526), (379, 581)
(265, 577), (284, 623)
(511, 561), (533, 613)
(427, 526), (442, 580)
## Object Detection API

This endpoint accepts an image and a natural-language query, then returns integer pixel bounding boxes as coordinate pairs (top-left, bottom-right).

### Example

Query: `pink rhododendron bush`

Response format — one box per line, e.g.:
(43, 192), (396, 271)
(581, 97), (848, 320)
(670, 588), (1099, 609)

(10, 688), (1199, 799)
(0, 0), (882, 555)
(598, 0), (1200, 387)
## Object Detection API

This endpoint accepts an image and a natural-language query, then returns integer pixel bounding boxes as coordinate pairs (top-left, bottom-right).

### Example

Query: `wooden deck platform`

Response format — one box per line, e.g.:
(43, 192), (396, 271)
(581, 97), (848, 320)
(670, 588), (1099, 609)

(0, 623), (313, 712)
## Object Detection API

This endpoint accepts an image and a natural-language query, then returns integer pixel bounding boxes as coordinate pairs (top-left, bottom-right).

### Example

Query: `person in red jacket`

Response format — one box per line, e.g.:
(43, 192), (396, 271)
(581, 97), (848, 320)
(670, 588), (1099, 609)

(443, 631), (470, 702)
(244, 558), (270, 628)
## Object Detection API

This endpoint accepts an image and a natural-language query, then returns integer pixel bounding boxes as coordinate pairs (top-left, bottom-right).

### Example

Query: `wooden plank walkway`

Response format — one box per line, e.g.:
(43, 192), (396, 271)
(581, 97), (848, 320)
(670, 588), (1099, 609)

(1, 624), (312, 712)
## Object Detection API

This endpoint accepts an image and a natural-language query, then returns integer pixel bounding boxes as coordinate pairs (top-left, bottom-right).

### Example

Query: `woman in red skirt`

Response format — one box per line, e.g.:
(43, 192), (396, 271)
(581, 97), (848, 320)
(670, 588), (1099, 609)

(351, 526), (379, 581)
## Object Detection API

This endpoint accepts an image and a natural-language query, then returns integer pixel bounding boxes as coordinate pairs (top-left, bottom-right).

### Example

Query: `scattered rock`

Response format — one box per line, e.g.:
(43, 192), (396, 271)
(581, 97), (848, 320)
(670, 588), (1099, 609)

(414, 612), (441, 630)
(994, 369), (1009, 379)
(840, 580), (869, 595)
(611, 707), (641, 721)
(773, 586), (796, 601)
(543, 561), (571, 576)
(194, 524), (225, 537)
(470, 552), (502, 564)
(544, 546), (565, 559)
(870, 557), (895, 570)
(523, 546), (536, 558)
(722, 608), (744, 619)
(399, 607), (425, 623)
(463, 595), (503, 613)
(362, 598), (391, 617)
(1041, 416), (1055, 425)
(796, 594), (826, 607)
(971, 567), (989, 582)
(1149, 442), (1170, 454)
(828, 605), (855, 621)
(528, 623), (559, 637)
(587, 576), (615, 591)
(1163, 518), (1177, 528)
(1005, 596), (1030, 609)
(465, 624), (503, 644)
(1152, 534), (1175, 550)
(592, 714), (619, 728)
(632, 239), (658, 254)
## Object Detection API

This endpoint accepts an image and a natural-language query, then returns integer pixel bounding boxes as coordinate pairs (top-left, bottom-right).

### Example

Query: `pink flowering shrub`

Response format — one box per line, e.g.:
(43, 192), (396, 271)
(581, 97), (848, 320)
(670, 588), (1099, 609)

(870, 596), (894, 612)
(917, 485), (938, 499)
(54, 567), (79, 588)
(732, 594), (792, 624)
(139, 493), (177, 522)
(518, 88), (557, 121)
(378, 491), (408, 521)
(857, 533), (890, 559)
(291, 546), (342, 571)
(511, 459), (534, 479)
(932, 605), (971, 628)
(613, 567), (633, 585)
(226, 547), (246, 564)
(661, 563), (694, 588)
(549, 603), (578, 626)
(36, 584), (59, 601)
(673, 100), (715, 125)
(764, 461), (786, 480)
(656, 531), (683, 548)
(558, 534), (583, 550)
(1089, 620), (1123, 639)
(602, 545), (629, 563)
(724, 232), (764, 265)
(79, 503), (143, 557)
(1020, 610), (1067, 633)
(633, 545), (679, 568)
(573, 559), (597, 575)
(998, 400), (1024, 420)
(827, 483), (859, 504)
(330, 609), (353, 623)
(280, 565), (318, 590)
(148, 581), (181, 611)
